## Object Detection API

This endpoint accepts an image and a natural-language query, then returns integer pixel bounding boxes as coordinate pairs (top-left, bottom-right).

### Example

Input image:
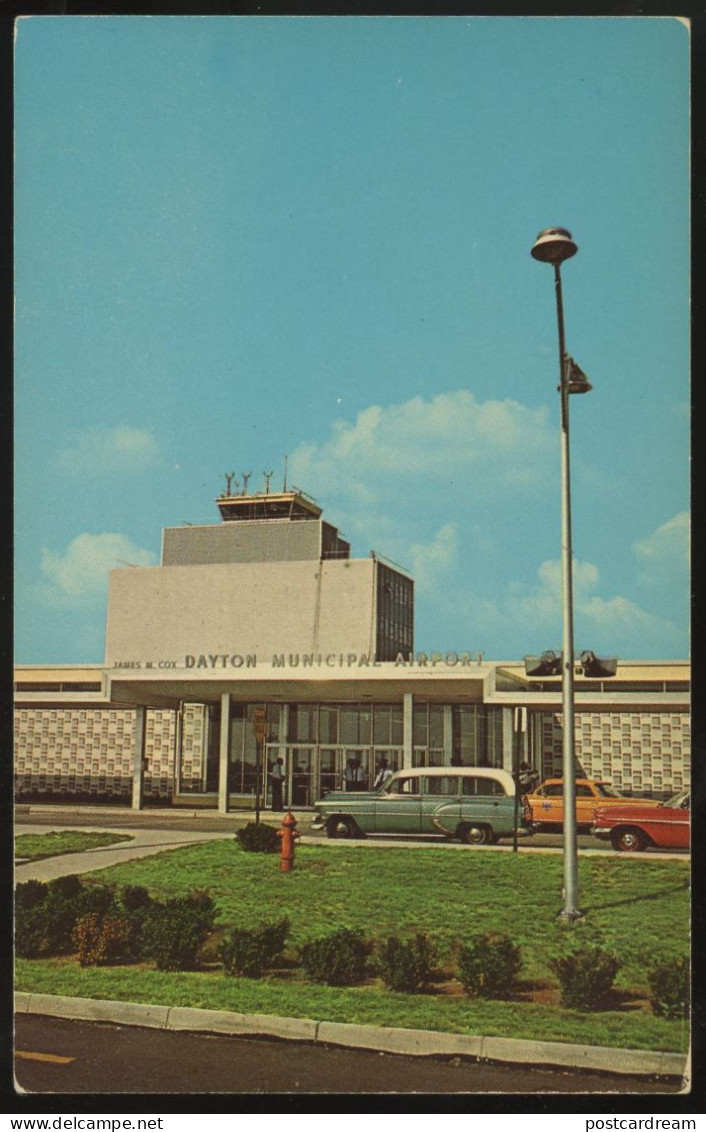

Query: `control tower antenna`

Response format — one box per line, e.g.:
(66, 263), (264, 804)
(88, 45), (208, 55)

(241, 471), (252, 495)
(224, 472), (236, 496)
(283, 455), (288, 492)
(263, 469), (273, 494)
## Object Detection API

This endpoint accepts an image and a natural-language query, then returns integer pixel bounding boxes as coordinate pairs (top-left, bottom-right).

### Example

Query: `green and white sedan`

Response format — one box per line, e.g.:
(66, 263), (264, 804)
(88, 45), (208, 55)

(310, 766), (533, 845)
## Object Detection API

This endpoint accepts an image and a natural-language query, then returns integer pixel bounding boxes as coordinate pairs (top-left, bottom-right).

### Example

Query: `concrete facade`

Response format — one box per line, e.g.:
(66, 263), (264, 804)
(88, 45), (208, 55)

(105, 558), (388, 665)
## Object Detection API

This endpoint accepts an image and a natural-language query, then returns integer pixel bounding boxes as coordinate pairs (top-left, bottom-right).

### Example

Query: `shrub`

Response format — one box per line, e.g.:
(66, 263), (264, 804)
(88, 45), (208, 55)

(46, 875), (83, 902)
(301, 927), (371, 986)
(15, 904), (49, 958)
(120, 885), (153, 913)
(80, 883), (118, 918)
(647, 954), (690, 1020)
(15, 876), (117, 957)
(549, 946), (622, 1011)
(38, 879), (88, 955)
(220, 917), (290, 978)
(235, 823), (280, 854)
(457, 931), (523, 999)
(73, 913), (131, 967)
(15, 880), (48, 910)
(142, 891), (217, 971)
(116, 885), (155, 958)
(375, 933), (438, 993)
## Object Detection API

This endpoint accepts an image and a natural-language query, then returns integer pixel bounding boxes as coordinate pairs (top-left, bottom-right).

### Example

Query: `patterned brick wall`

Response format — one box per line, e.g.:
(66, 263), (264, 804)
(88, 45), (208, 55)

(14, 705), (179, 800)
(537, 710), (690, 796)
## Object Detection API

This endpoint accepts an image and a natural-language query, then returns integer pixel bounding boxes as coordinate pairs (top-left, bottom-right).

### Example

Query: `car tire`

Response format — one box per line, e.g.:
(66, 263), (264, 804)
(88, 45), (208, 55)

(610, 827), (647, 852)
(326, 816), (359, 840)
(459, 823), (491, 845)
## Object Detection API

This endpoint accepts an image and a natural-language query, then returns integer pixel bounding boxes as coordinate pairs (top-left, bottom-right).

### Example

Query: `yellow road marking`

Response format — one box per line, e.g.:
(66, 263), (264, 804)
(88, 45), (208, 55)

(15, 1050), (75, 1065)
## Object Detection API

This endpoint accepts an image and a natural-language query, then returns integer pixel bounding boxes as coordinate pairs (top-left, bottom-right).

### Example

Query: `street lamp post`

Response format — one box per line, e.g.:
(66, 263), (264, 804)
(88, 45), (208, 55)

(531, 226), (589, 922)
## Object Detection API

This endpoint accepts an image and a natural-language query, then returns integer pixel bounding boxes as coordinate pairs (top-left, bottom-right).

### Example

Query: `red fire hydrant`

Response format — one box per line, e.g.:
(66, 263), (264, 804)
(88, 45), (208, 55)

(278, 810), (300, 872)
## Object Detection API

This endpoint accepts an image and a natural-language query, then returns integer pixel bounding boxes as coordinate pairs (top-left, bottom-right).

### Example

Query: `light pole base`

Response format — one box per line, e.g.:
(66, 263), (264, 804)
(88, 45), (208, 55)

(557, 907), (584, 924)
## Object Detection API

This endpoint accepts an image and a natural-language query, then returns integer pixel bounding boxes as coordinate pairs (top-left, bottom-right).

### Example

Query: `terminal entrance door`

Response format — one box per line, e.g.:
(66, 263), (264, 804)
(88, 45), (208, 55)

(287, 746), (314, 809)
(319, 748), (345, 796)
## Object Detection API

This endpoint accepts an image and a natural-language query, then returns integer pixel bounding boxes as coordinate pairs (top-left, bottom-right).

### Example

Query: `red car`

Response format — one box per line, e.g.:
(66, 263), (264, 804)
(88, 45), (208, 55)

(591, 789), (690, 852)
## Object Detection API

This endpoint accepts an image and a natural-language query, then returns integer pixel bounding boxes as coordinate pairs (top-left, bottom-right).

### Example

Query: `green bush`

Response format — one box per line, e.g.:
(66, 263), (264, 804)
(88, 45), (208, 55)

(15, 904), (49, 958)
(15, 876), (118, 957)
(647, 954), (690, 1020)
(301, 927), (371, 986)
(113, 885), (154, 958)
(235, 822), (280, 854)
(120, 885), (153, 913)
(457, 932), (523, 999)
(142, 891), (217, 971)
(375, 933), (438, 993)
(549, 946), (622, 1011)
(15, 879), (48, 910)
(73, 913), (131, 967)
(219, 917), (290, 978)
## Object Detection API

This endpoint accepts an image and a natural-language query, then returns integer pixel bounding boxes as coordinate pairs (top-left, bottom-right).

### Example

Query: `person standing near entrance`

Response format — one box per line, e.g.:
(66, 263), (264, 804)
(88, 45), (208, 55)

(354, 758), (368, 792)
(271, 757), (284, 811)
(373, 758), (393, 790)
(345, 758), (356, 792)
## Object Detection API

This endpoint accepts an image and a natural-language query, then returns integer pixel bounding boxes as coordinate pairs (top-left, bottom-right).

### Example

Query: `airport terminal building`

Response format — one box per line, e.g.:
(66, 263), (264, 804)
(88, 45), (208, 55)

(14, 487), (690, 810)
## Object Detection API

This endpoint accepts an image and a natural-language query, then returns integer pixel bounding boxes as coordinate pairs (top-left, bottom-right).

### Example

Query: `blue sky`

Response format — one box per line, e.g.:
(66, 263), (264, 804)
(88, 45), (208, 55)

(14, 16), (689, 663)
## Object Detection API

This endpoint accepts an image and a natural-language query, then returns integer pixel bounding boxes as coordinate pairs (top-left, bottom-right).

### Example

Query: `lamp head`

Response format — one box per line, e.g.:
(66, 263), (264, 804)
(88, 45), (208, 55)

(531, 227), (578, 264)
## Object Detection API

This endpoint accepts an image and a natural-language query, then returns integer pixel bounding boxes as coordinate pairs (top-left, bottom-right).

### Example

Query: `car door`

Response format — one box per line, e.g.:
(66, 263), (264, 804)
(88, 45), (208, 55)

(373, 774), (423, 834)
(421, 775), (461, 832)
(533, 782), (564, 823)
(575, 783), (598, 825)
(460, 776), (514, 836)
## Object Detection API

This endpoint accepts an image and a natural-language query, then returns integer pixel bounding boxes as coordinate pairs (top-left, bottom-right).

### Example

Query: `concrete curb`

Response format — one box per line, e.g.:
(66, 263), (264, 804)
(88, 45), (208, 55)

(15, 992), (687, 1081)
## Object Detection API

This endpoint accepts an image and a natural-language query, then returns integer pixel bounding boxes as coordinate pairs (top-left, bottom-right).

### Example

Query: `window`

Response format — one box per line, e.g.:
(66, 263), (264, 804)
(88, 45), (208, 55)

(423, 776), (459, 796)
(461, 777), (505, 796)
(387, 776), (418, 795)
(542, 784), (564, 797)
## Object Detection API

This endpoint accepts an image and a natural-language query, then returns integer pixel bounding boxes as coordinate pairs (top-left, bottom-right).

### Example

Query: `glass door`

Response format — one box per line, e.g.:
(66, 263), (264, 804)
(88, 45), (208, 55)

(288, 746), (314, 808)
(319, 748), (345, 796)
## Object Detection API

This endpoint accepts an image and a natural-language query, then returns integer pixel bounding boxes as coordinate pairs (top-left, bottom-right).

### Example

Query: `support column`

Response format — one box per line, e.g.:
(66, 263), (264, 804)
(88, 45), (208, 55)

(403, 693), (413, 769)
(218, 693), (230, 814)
(443, 704), (453, 766)
(502, 708), (515, 774)
(131, 705), (146, 811)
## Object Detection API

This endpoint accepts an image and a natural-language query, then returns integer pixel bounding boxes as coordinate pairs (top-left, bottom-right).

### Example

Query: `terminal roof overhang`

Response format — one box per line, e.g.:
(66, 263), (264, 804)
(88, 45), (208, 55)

(106, 665), (490, 709)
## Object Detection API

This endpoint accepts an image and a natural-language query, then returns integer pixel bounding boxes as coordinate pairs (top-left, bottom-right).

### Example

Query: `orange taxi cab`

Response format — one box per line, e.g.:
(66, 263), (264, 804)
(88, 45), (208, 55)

(525, 778), (660, 830)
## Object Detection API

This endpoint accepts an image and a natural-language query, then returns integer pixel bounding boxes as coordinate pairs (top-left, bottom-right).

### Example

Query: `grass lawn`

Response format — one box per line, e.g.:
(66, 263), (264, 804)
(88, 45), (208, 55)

(15, 838), (691, 1053)
(15, 830), (133, 861)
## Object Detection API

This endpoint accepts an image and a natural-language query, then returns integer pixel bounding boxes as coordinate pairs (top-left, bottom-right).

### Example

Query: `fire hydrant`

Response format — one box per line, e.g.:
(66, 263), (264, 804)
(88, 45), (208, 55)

(278, 810), (300, 872)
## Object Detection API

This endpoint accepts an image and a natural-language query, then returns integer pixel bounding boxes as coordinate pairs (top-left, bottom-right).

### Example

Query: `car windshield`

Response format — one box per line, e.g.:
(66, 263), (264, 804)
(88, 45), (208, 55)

(663, 789), (690, 809)
(594, 783), (623, 798)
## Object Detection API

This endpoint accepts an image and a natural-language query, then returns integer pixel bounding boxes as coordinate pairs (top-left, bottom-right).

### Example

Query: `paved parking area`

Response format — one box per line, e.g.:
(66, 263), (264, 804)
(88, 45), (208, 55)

(15, 815), (688, 881)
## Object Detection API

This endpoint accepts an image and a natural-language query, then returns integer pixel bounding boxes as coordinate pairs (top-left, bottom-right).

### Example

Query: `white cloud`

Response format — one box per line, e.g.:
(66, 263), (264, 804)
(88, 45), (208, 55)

(463, 556), (685, 657)
(56, 427), (161, 475)
(409, 523), (459, 594)
(289, 390), (555, 503)
(633, 512), (690, 588)
(40, 533), (157, 606)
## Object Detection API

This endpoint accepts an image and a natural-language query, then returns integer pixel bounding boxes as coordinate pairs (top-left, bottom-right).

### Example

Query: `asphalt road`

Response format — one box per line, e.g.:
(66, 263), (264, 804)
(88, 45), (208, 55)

(13, 809), (655, 854)
(13, 1016), (685, 1098)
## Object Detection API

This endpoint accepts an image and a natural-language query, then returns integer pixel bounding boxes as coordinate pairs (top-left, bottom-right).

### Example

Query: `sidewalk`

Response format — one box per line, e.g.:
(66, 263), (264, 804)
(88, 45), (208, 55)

(14, 823), (232, 882)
